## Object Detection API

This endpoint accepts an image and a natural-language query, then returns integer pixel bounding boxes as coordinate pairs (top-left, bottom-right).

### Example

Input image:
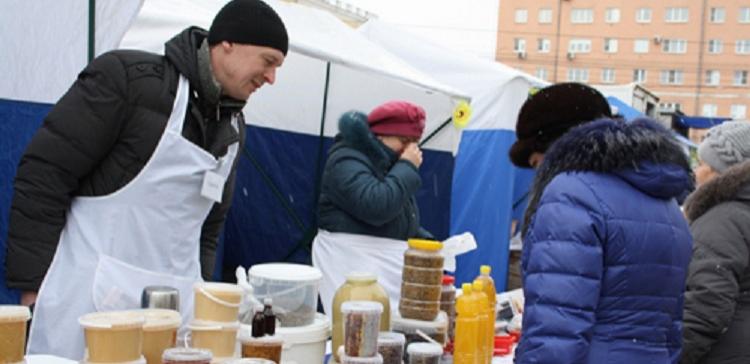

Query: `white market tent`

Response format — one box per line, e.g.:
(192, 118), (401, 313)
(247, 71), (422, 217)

(0, 0), (469, 302)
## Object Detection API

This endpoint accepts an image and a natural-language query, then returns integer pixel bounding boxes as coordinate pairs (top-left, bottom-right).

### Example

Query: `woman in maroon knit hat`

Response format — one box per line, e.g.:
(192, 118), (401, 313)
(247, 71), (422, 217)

(312, 100), (434, 315)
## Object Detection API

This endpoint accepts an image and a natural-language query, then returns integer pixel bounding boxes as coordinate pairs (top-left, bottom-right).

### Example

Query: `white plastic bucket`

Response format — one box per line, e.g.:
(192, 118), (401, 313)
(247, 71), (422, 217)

(247, 264), (322, 327)
(239, 313), (329, 364)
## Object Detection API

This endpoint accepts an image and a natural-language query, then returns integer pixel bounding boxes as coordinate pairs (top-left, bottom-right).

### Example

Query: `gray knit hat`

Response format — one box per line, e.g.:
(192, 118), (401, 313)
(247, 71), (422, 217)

(698, 121), (750, 172)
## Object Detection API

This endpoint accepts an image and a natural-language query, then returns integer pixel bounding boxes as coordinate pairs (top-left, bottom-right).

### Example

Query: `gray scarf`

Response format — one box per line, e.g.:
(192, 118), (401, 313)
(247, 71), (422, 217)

(196, 39), (222, 108)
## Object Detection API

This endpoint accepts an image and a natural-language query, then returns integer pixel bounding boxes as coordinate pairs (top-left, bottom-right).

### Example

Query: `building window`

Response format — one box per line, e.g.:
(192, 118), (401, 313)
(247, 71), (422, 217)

(731, 104), (747, 119)
(660, 102), (682, 112)
(636, 8), (652, 23)
(710, 7), (725, 23)
(739, 7), (750, 23)
(515, 9), (528, 23)
(705, 70), (721, 86)
(513, 38), (527, 52)
(571, 8), (594, 24)
(569, 39), (592, 53)
(633, 69), (647, 83)
(538, 8), (553, 23)
(634, 39), (650, 53)
(660, 70), (684, 85)
(605, 8), (620, 23)
(702, 104), (718, 117)
(662, 39), (688, 53)
(601, 69), (616, 83)
(567, 68), (589, 82)
(604, 38), (618, 53)
(536, 68), (548, 81)
(537, 38), (551, 53)
(736, 40), (750, 54)
(735, 70), (749, 86)
(708, 39), (723, 54)
(665, 8), (689, 23)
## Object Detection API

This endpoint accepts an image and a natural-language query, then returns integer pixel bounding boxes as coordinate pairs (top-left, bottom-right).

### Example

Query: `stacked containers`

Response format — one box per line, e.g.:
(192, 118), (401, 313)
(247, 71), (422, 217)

(390, 312), (448, 355)
(161, 348), (212, 364)
(0, 305), (31, 364)
(340, 301), (384, 364)
(332, 273), (391, 363)
(405, 343), (443, 364)
(191, 282), (243, 361)
(399, 240), (444, 322)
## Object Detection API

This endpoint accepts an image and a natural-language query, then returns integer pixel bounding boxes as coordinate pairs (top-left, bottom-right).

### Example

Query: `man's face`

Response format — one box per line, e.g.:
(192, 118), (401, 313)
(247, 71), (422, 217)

(211, 42), (285, 100)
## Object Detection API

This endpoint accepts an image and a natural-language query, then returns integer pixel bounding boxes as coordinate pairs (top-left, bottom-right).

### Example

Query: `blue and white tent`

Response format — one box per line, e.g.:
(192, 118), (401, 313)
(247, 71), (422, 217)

(360, 20), (546, 289)
(0, 0), (469, 302)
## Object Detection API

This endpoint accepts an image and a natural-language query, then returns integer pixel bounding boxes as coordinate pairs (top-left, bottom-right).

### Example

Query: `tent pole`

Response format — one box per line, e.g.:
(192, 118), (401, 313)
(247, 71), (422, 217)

(88, 0), (95, 62)
(419, 116), (452, 147)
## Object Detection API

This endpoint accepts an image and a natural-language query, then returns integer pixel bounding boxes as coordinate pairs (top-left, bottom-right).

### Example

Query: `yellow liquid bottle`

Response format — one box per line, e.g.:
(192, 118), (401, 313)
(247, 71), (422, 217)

(476, 265), (497, 363)
(473, 280), (490, 364)
(454, 283), (479, 364)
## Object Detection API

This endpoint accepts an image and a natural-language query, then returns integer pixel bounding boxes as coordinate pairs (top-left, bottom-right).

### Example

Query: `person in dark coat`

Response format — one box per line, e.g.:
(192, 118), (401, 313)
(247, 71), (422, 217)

(6, 0), (288, 308)
(312, 100), (433, 315)
(317, 101), (432, 240)
(515, 118), (694, 364)
(681, 121), (750, 364)
(506, 82), (612, 289)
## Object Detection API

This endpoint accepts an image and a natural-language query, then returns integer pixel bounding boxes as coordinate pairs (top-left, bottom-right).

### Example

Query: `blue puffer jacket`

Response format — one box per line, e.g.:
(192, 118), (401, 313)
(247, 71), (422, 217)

(515, 119), (694, 364)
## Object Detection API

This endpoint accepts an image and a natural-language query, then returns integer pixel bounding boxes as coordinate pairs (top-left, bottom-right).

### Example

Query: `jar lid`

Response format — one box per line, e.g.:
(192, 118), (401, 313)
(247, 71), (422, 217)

(239, 335), (284, 345)
(162, 347), (212, 361)
(248, 263), (322, 282)
(407, 342), (443, 356)
(339, 353), (384, 364)
(222, 359), (275, 364)
(341, 300), (383, 314)
(345, 272), (377, 283)
(407, 239), (442, 251)
(0, 305), (30, 323)
(188, 320), (240, 331)
(78, 310), (145, 330)
(141, 309), (181, 331)
(441, 275), (455, 285)
(193, 282), (243, 295)
(377, 332), (406, 346)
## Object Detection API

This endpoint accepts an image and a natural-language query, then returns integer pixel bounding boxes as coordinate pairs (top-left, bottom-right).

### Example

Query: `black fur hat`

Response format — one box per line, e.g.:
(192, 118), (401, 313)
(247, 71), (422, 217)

(509, 82), (612, 168)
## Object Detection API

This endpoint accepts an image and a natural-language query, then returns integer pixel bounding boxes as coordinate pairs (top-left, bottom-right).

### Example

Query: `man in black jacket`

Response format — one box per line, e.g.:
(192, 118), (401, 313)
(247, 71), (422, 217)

(6, 0), (287, 311)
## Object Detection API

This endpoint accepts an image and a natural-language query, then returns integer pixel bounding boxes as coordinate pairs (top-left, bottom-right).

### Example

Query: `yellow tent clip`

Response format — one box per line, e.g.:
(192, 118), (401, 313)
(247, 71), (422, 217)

(452, 100), (472, 129)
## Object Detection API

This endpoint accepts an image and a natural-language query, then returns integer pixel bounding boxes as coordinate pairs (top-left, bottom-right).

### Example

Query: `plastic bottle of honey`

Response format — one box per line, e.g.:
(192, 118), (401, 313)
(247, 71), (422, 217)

(475, 265), (497, 362)
(454, 283), (479, 364)
(473, 280), (490, 364)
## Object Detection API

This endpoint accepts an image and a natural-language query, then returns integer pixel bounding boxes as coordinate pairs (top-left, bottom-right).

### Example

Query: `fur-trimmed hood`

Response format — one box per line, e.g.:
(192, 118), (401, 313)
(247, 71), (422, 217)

(684, 160), (750, 223)
(331, 111), (398, 172)
(524, 118), (694, 233)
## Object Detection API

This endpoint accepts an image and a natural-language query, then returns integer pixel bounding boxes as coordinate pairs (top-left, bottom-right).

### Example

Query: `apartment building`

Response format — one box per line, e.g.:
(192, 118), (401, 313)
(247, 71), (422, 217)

(496, 0), (750, 120)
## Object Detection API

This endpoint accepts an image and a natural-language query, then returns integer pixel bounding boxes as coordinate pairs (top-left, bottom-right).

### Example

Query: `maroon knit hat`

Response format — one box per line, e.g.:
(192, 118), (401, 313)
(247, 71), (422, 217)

(367, 100), (426, 138)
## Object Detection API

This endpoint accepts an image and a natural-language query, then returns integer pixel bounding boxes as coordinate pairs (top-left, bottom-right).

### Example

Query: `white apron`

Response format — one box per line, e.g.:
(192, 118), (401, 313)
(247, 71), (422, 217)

(312, 229), (407, 316)
(27, 75), (238, 360)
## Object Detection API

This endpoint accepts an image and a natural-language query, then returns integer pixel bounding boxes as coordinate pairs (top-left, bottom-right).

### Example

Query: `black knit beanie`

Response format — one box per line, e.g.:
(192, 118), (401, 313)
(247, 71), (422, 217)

(208, 0), (289, 56)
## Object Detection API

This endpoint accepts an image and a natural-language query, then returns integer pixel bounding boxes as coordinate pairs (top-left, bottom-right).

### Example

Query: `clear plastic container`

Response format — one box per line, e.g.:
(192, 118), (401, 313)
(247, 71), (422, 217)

(406, 343), (442, 364)
(398, 298), (440, 322)
(239, 335), (283, 363)
(342, 301), (383, 357)
(248, 263), (322, 327)
(403, 240), (444, 269)
(141, 309), (181, 364)
(0, 305), (30, 364)
(188, 320), (240, 359)
(377, 332), (406, 364)
(391, 311), (448, 348)
(332, 273), (391, 363)
(401, 266), (442, 286)
(79, 310), (145, 363)
(339, 353), (384, 364)
(162, 347), (212, 364)
(223, 359), (275, 364)
(194, 282), (243, 322)
(400, 282), (441, 302)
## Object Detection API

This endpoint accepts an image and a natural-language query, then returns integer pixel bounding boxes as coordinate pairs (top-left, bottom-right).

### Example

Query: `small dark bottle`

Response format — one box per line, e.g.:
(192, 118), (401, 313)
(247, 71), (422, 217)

(251, 303), (266, 338)
(262, 298), (276, 335)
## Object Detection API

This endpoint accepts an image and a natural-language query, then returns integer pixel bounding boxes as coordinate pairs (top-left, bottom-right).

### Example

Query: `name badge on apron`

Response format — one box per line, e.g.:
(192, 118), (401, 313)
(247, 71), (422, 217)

(201, 170), (226, 202)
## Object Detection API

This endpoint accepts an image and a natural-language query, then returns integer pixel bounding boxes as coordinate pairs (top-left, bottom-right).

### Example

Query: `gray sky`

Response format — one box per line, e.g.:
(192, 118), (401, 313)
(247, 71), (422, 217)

(343, 0), (500, 59)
